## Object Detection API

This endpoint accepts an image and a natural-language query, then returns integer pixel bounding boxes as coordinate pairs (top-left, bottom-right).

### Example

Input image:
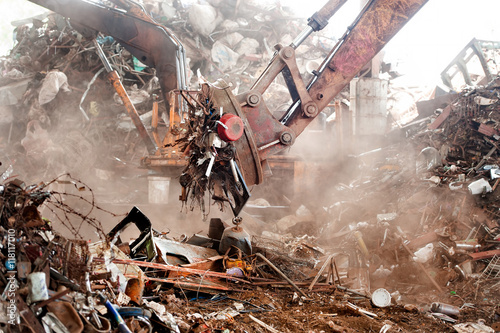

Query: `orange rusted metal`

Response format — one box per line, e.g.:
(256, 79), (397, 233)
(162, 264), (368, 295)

(124, 278), (144, 305)
(108, 71), (157, 153)
(92, 257), (251, 284)
(151, 97), (161, 149)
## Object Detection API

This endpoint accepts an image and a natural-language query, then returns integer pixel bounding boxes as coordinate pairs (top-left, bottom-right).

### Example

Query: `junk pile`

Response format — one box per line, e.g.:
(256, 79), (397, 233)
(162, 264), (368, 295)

(3, 169), (491, 332)
(0, 10), (159, 185)
(0, 0), (340, 194)
(274, 76), (500, 332)
(144, 0), (334, 92)
(1, 1), (500, 332)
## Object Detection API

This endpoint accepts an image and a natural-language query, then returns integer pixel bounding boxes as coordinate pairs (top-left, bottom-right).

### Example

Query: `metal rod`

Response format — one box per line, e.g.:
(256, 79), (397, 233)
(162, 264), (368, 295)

(205, 154), (216, 177)
(93, 257), (250, 284)
(335, 285), (369, 298)
(229, 159), (240, 185)
(291, 26), (314, 49)
(308, 254), (334, 291)
(256, 253), (308, 298)
(401, 241), (444, 293)
(333, 259), (342, 286)
(249, 315), (281, 333)
(32, 288), (72, 312)
(93, 39), (113, 73)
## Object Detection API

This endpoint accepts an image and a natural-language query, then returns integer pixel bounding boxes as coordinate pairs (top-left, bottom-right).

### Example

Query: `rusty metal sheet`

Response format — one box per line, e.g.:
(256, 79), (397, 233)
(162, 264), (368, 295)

(477, 123), (499, 137)
(428, 105), (452, 130)
(468, 249), (500, 261)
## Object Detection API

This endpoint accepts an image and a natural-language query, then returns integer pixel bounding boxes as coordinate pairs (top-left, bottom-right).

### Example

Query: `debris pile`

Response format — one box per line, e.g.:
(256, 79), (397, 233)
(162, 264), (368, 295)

(0, 0), (338, 196)
(0, 1), (500, 332)
(0, 10), (161, 187)
(1, 164), (499, 332)
(412, 76), (500, 215)
(145, 0), (332, 90)
(281, 76), (500, 331)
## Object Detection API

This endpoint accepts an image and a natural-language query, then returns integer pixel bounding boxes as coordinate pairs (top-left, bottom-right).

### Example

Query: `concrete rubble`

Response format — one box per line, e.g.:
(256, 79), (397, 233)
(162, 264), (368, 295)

(0, 1), (499, 333)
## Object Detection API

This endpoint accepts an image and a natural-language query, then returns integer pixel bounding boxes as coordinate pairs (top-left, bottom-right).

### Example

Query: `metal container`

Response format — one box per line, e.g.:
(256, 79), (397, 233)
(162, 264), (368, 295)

(455, 241), (481, 250)
(431, 302), (460, 316)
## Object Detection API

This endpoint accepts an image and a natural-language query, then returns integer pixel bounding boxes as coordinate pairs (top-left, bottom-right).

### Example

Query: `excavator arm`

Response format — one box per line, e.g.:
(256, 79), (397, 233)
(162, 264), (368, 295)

(167, 0), (428, 215)
(26, 0), (428, 216)
(233, 0), (428, 185)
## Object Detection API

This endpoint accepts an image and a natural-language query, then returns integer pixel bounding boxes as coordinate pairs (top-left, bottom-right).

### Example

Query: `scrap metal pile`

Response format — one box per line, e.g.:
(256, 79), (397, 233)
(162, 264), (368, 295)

(1, 83), (500, 330)
(1, 170), (489, 333)
(0, 0), (330, 174)
(0, 0), (339, 211)
(1, 1), (500, 332)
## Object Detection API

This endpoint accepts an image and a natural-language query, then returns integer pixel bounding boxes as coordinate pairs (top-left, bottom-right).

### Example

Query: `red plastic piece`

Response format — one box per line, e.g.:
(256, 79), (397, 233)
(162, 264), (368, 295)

(217, 113), (244, 142)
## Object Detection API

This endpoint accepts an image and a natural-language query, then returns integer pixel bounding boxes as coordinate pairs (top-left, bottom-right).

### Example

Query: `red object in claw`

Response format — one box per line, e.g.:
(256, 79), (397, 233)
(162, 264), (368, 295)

(217, 113), (244, 142)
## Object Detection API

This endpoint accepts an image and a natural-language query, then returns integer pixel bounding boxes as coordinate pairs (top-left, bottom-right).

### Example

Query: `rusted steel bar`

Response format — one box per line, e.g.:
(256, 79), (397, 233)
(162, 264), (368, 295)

(251, 281), (331, 287)
(92, 39), (157, 152)
(125, 274), (245, 292)
(92, 257), (250, 284)
(308, 254), (334, 291)
(492, 178), (500, 192)
(468, 249), (500, 261)
(32, 288), (72, 312)
(474, 145), (497, 171)
(107, 66), (157, 153)
(256, 253), (308, 298)
(428, 105), (452, 130)
(401, 241), (444, 293)
(151, 98), (161, 148)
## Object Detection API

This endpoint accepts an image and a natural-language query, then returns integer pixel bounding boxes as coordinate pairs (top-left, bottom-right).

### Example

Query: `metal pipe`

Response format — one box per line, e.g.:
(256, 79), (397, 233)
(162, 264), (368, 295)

(93, 40), (113, 73)
(229, 159), (240, 185)
(291, 26), (314, 49)
(205, 154), (215, 177)
(465, 227), (477, 241)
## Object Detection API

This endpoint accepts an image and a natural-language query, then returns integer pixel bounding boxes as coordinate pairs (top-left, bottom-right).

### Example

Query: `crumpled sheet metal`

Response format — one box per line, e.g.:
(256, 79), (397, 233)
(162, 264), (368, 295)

(89, 242), (143, 290)
(154, 237), (219, 265)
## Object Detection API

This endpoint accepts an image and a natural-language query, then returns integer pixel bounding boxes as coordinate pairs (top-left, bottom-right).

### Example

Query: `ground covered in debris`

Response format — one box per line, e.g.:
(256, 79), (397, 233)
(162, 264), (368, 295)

(1, 160), (499, 332)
